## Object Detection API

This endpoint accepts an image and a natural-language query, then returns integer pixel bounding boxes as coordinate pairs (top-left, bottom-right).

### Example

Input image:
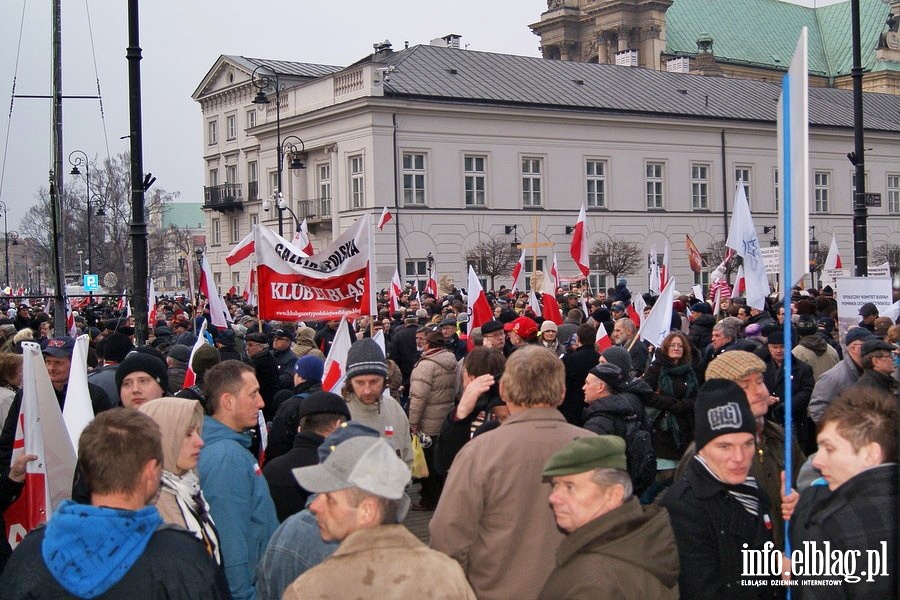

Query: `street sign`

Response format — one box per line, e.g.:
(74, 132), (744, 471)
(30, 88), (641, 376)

(863, 192), (881, 207)
(83, 274), (99, 291)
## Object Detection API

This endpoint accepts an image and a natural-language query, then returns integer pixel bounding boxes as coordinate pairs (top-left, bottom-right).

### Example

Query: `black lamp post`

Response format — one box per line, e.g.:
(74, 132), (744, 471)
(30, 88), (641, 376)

(763, 225), (778, 247)
(252, 64), (288, 237)
(0, 201), (10, 286)
(177, 256), (186, 288)
(69, 150), (100, 295)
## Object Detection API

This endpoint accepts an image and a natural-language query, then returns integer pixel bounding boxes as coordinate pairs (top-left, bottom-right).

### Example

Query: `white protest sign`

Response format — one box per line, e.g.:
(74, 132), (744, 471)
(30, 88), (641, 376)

(834, 277), (893, 343)
(760, 247), (780, 275)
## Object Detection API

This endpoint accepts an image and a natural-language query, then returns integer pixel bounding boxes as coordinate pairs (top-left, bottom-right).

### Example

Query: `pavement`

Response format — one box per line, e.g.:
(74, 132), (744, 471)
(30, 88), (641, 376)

(402, 482), (434, 544)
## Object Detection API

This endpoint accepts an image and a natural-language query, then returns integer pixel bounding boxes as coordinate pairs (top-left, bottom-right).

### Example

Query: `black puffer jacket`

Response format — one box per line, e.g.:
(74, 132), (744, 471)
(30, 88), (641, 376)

(582, 378), (653, 436)
(688, 314), (715, 353)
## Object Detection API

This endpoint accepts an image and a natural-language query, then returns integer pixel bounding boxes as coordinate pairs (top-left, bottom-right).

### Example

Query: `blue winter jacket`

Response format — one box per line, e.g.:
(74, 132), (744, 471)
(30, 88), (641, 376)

(198, 416), (279, 600)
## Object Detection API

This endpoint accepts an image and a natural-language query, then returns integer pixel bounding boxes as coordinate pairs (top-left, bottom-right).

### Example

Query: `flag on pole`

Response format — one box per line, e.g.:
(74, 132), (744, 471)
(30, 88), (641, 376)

(510, 249), (526, 293)
(425, 268), (439, 298)
(527, 290), (543, 317)
(322, 316), (353, 392)
(686, 234), (704, 274)
(65, 300), (77, 337)
(5, 342), (77, 547)
(466, 266), (493, 330)
(199, 254), (230, 329)
(734, 265), (746, 296)
(595, 322), (612, 352)
(116, 290), (127, 313)
(256, 410), (268, 467)
(291, 219), (315, 256)
(660, 240), (670, 289)
(182, 320), (209, 389)
(638, 278), (676, 347)
(148, 278), (158, 327)
(726, 183), (770, 311)
(626, 296), (644, 329)
(377, 207), (393, 230)
(225, 230), (255, 266)
(389, 269), (403, 312)
(649, 244), (660, 295)
(776, 26), (810, 290)
(823, 235), (842, 270)
(541, 254), (564, 325)
(62, 335), (94, 452)
(569, 205), (590, 278)
(712, 285), (722, 319)
(227, 285), (237, 297)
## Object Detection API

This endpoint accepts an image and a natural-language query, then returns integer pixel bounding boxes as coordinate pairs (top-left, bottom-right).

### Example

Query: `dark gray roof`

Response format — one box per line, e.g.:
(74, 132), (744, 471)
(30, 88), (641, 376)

(225, 55), (343, 79)
(371, 45), (900, 132)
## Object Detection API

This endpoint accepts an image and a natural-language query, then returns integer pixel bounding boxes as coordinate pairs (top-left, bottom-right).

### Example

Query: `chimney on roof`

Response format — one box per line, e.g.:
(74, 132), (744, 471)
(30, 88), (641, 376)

(373, 39), (393, 59)
(430, 34), (462, 49)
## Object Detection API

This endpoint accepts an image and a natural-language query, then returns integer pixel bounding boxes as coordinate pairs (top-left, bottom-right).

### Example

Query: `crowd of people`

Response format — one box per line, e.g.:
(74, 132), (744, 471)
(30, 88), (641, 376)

(0, 277), (895, 599)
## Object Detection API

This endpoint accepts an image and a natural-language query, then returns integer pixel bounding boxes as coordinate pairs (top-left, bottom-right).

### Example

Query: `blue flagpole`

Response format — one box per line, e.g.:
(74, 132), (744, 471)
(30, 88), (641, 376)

(781, 72), (794, 576)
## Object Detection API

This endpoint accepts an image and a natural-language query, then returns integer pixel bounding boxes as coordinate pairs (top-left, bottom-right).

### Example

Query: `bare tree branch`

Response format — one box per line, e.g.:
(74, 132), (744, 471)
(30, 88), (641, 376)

(465, 236), (518, 290)
(872, 243), (900, 278)
(589, 239), (643, 281)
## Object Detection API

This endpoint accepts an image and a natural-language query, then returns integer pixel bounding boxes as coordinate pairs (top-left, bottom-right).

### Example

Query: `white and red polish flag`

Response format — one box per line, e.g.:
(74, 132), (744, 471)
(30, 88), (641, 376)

(466, 266), (493, 331)
(255, 217), (373, 321)
(199, 255), (231, 329)
(823, 235), (842, 270)
(527, 290), (542, 317)
(65, 300), (77, 337)
(425, 268), (439, 298)
(147, 278), (158, 327)
(660, 239), (671, 290)
(63, 335), (94, 451)
(649, 244), (660, 295)
(541, 254), (564, 325)
(389, 269), (403, 312)
(182, 320), (209, 389)
(377, 207), (393, 230)
(116, 290), (127, 313)
(322, 316), (352, 393)
(595, 322), (612, 352)
(227, 285), (237, 297)
(510, 249), (526, 293)
(4, 342), (77, 547)
(226, 230), (255, 267)
(734, 265), (746, 297)
(291, 219), (315, 256)
(569, 205), (590, 278)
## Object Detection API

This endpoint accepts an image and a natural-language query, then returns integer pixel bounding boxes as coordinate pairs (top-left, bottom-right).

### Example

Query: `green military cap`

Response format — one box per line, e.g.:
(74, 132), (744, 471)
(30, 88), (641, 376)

(542, 436), (627, 477)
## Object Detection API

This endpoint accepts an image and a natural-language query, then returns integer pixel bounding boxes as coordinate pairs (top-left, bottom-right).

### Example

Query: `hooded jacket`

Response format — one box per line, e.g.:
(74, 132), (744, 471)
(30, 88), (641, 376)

(0, 501), (228, 599)
(198, 416), (279, 600)
(792, 334), (839, 380)
(809, 352), (863, 423)
(538, 497), (679, 599)
(409, 347), (458, 435)
(582, 377), (653, 437)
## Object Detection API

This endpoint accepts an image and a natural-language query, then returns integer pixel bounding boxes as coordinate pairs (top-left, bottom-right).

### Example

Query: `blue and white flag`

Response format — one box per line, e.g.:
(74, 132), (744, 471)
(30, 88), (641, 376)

(726, 183), (769, 311)
(776, 27), (810, 290)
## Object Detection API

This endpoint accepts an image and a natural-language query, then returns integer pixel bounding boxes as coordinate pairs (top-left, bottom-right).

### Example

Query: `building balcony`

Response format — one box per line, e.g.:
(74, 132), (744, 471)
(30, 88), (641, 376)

(295, 197), (332, 232)
(203, 183), (244, 212)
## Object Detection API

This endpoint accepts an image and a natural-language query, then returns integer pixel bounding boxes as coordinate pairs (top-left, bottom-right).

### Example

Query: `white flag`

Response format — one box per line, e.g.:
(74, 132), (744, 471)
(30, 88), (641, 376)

(638, 278), (675, 347)
(62, 335), (94, 452)
(648, 244), (660, 295)
(726, 183), (770, 310)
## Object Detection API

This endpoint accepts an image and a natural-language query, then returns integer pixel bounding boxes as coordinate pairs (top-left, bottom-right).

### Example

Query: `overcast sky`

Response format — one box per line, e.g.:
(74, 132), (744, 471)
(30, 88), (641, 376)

(0, 0), (846, 230)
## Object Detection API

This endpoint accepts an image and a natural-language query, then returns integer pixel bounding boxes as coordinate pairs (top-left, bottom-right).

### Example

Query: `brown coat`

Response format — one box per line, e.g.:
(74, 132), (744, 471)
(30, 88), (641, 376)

(430, 408), (595, 600)
(284, 524), (476, 600)
(408, 348), (458, 435)
(538, 497), (680, 599)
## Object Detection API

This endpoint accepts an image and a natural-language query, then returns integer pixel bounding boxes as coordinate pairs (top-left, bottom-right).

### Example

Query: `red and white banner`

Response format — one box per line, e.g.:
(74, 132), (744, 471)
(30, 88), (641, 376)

(256, 218), (373, 321)
(527, 290), (542, 317)
(148, 278), (158, 327)
(199, 256), (231, 329)
(569, 205), (590, 278)
(541, 254), (564, 325)
(291, 219), (315, 256)
(226, 230), (255, 266)
(182, 320), (209, 389)
(595, 322), (612, 352)
(511, 249), (526, 293)
(322, 316), (352, 393)
(734, 265), (746, 297)
(466, 266), (493, 331)
(65, 300), (77, 338)
(389, 269), (403, 312)
(4, 342), (77, 548)
(377, 207), (393, 230)
(824, 235), (842, 270)
(425, 268), (439, 298)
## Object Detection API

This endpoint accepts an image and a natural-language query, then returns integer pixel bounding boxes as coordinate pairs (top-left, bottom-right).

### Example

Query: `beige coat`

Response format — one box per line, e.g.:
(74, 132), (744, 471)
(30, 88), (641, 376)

(408, 348), (458, 435)
(284, 524), (476, 600)
(430, 408), (595, 600)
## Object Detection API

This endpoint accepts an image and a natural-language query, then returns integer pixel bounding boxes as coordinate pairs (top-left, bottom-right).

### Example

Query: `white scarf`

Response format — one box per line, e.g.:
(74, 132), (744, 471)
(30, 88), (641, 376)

(161, 470), (222, 564)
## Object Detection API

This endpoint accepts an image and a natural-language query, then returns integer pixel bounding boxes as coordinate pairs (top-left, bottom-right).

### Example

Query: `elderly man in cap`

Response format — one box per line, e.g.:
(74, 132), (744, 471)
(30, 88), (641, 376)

(539, 436), (679, 599)
(283, 436), (476, 600)
(662, 380), (781, 598)
(0, 337), (114, 478)
(431, 345), (594, 600)
(676, 350), (801, 550)
(808, 327), (875, 423)
(342, 338), (412, 465)
(263, 391), (350, 521)
(479, 319), (506, 351)
(271, 325), (298, 389)
(857, 301), (879, 332)
(440, 316), (467, 360)
(850, 338), (899, 396)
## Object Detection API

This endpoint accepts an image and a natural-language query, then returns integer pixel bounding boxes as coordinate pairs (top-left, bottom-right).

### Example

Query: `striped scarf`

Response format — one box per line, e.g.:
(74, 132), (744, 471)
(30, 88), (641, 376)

(694, 454), (760, 517)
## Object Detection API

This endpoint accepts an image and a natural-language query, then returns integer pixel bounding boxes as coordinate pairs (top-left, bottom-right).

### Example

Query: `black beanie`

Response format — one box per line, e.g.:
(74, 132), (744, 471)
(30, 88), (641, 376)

(115, 351), (169, 393)
(103, 332), (135, 363)
(693, 379), (756, 451)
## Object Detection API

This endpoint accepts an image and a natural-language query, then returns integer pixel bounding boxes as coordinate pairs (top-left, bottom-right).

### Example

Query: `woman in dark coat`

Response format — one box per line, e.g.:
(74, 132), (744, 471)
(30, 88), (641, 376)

(641, 331), (699, 483)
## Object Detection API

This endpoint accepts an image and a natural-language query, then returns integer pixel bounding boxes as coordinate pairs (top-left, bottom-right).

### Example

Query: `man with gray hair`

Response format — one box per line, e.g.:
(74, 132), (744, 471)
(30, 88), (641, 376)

(539, 436), (679, 599)
(611, 317), (648, 377)
(283, 437), (476, 599)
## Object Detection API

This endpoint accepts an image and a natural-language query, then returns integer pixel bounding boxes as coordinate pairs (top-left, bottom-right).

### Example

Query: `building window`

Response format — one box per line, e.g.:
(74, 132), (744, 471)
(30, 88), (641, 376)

(587, 257), (608, 294)
(586, 160), (607, 208)
(522, 158), (542, 206)
(247, 161), (258, 199)
(349, 155), (364, 209)
(691, 163), (710, 210)
(318, 163), (332, 216)
(270, 172), (279, 197)
(646, 162), (664, 209)
(888, 174), (900, 214)
(214, 272), (221, 286)
(225, 164), (237, 185)
(250, 213), (259, 227)
(814, 171), (830, 212)
(232, 272), (240, 285)
(735, 166), (751, 205)
(402, 152), (426, 205)
(774, 168), (779, 212)
(211, 218), (221, 245)
(207, 120), (217, 145)
(226, 115), (236, 140)
(231, 216), (240, 243)
(464, 155), (486, 206)
(405, 259), (428, 289)
(209, 168), (218, 186)
(693, 267), (710, 289)
(246, 109), (256, 130)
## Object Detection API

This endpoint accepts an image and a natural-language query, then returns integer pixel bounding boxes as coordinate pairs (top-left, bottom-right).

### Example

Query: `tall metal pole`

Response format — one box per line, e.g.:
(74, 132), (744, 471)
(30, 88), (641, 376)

(0, 202), (9, 286)
(275, 82), (284, 237)
(50, 0), (67, 335)
(127, 0), (149, 343)
(850, 0), (867, 277)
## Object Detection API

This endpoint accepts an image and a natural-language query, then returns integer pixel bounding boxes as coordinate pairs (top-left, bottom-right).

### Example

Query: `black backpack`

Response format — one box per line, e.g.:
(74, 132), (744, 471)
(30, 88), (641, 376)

(613, 412), (657, 496)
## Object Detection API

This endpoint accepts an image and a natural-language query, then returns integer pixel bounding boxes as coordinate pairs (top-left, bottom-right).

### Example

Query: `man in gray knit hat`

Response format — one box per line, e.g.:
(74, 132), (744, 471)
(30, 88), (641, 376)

(341, 338), (412, 465)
